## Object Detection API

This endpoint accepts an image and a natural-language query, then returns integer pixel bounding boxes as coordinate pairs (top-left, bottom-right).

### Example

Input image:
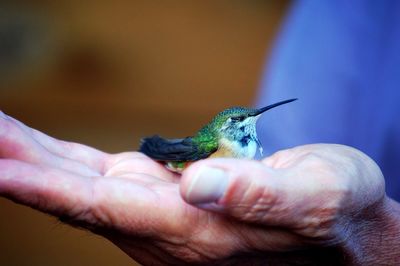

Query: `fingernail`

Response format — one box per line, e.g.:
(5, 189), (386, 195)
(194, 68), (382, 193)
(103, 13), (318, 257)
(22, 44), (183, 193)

(186, 166), (229, 204)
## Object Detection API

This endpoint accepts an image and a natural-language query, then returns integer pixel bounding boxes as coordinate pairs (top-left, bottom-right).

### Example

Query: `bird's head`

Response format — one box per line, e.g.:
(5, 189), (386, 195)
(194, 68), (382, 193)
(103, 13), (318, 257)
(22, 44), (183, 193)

(212, 98), (297, 139)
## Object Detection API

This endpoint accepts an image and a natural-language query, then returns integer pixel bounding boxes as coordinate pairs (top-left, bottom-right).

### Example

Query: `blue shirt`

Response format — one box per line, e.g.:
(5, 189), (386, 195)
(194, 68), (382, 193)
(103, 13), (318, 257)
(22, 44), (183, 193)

(257, 0), (400, 200)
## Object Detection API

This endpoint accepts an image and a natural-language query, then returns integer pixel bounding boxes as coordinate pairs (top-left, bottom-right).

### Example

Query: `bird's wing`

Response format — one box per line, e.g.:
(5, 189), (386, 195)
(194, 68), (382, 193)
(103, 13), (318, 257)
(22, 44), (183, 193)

(139, 135), (216, 161)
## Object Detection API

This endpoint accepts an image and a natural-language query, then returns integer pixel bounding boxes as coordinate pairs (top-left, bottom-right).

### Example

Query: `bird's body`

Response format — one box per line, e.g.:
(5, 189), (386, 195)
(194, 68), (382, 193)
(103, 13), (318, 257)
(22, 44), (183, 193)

(140, 99), (297, 172)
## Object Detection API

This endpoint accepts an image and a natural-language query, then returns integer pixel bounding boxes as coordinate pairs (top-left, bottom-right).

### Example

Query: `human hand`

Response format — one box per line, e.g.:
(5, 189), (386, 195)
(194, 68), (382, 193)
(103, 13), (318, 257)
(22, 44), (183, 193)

(0, 112), (397, 265)
(0, 111), (273, 265)
(180, 144), (394, 265)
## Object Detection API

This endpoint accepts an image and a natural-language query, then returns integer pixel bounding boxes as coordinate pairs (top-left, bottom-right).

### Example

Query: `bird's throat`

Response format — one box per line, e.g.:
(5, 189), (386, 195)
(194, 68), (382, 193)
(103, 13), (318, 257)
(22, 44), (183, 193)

(211, 136), (258, 159)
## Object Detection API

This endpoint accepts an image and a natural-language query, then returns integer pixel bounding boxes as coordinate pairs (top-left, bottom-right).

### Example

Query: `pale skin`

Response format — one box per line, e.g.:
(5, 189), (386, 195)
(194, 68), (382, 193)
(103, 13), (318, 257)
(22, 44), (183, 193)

(0, 111), (399, 265)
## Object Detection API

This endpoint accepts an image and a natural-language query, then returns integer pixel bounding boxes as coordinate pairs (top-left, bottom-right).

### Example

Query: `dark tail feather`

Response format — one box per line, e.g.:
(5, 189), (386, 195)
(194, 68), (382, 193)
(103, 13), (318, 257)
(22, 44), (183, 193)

(139, 135), (166, 159)
(139, 135), (199, 161)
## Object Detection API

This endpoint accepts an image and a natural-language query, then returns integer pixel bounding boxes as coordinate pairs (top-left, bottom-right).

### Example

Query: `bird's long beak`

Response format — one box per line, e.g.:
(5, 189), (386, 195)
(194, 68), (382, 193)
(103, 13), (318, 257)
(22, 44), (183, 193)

(249, 98), (297, 117)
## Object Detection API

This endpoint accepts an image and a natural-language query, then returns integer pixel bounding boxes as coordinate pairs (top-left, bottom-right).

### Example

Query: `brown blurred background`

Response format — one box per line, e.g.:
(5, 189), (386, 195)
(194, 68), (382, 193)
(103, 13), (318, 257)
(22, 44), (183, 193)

(0, 1), (289, 265)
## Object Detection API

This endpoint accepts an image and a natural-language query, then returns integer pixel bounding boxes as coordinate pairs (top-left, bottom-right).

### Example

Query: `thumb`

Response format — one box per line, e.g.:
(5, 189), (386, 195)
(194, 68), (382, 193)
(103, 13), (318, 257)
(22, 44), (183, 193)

(180, 158), (288, 225)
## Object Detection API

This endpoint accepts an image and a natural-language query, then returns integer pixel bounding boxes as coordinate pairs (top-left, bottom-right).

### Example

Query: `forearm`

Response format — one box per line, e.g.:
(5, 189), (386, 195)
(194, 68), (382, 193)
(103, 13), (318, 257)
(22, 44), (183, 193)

(344, 196), (400, 265)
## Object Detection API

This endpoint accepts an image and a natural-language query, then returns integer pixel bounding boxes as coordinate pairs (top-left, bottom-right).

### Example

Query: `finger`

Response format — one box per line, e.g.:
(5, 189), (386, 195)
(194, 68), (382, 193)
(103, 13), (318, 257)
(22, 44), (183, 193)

(180, 158), (338, 238)
(0, 159), (176, 234)
(0, 112), (51, 162)
(0, 114), (99, 176)
(1, 111), (108, 173)
(33, 134), (108, 174)
(0, 159), (96, 224)
(180, 159), (286, 224)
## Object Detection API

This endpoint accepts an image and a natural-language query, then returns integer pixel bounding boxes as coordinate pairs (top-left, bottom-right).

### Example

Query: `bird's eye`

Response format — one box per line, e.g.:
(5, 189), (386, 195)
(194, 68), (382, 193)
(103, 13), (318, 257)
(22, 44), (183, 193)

(231, 116), (245, 122)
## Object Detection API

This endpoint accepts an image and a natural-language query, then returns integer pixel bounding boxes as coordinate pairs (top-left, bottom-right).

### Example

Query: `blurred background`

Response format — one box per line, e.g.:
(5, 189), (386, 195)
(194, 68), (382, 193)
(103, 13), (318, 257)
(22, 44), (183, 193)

(0, 1), (289, 265)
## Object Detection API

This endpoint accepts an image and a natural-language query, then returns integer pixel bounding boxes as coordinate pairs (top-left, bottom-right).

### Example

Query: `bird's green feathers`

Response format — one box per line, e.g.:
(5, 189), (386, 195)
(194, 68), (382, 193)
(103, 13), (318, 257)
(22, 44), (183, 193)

(139, 99), (298, 168)
(139, 107), (253, 162)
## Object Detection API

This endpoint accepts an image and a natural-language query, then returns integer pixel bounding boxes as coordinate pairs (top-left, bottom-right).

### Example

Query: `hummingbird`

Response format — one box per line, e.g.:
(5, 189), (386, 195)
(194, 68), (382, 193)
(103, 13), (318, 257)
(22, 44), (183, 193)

(139, 98), (297, 172)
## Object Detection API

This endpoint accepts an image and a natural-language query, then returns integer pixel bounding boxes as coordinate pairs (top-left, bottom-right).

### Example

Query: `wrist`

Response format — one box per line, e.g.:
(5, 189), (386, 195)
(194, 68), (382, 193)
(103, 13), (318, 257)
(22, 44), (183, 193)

(342, 196), (400, 265)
